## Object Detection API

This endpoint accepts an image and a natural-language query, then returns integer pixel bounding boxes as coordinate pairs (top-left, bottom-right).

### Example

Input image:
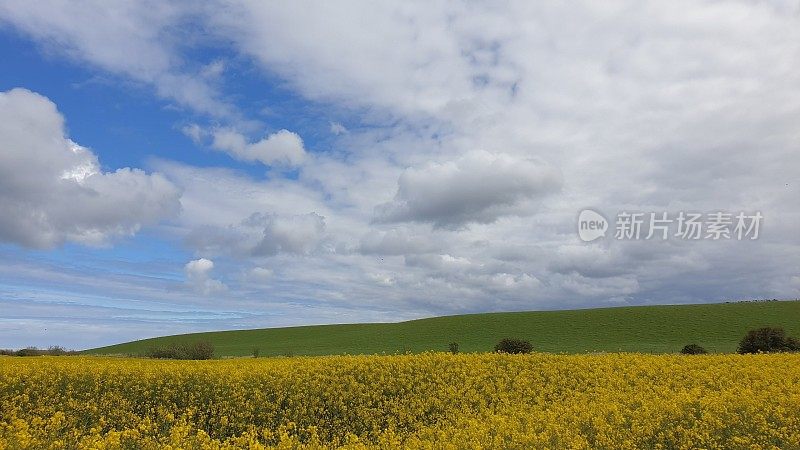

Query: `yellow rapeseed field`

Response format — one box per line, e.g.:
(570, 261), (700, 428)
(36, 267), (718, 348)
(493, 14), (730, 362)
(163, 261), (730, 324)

(1, 353), (799, 449)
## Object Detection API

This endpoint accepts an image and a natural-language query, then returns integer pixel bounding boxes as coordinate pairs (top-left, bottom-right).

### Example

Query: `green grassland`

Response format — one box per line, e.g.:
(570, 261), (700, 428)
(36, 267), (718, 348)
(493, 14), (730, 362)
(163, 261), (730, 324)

(85, 300), (800, 357)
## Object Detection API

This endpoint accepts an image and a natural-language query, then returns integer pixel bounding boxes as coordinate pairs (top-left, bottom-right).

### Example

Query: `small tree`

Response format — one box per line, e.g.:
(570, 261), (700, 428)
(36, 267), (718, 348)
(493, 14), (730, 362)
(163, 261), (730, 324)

(146, 345), (179, 359)
(47, 346), (65, 355)
(15, 347), (42, 357)
(737, 327), (800, 354)
(680, 344), (708, 355)
(184, 340), (214, 360)
(448, 342), (459, 354)
(252, 347), (260, 358)
(146, 340), (214, 360)
(494, 338), (533, 354)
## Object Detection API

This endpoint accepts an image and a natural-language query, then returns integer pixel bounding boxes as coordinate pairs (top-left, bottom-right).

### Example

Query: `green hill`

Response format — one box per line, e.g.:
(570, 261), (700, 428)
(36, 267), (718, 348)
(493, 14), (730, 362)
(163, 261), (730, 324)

(85, 300), (800, 357)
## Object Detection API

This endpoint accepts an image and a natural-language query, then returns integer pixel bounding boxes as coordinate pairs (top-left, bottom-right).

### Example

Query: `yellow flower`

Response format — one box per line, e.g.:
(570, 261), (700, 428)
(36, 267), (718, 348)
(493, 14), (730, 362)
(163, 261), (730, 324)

(1, 353), (799, 448)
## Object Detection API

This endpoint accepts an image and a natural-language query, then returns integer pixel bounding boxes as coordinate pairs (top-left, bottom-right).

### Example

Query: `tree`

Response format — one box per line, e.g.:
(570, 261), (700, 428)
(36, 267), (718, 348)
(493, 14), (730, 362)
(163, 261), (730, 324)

(146, 340), (214, 360)
(494, 338), (533, 354)
(680, 344), (708, 355)
(737, 327), (800, 354)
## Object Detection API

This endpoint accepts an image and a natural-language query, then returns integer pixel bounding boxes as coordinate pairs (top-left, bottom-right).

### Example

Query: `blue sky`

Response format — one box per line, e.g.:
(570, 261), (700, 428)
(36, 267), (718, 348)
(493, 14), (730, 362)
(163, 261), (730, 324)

(0, 1), (799, 350)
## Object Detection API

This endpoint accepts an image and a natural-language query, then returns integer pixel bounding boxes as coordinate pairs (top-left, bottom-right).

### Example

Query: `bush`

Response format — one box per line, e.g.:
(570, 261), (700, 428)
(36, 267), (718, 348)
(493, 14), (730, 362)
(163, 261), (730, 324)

(15, 347), (42, 357)
(494, 338), (533, 354)
(145, 346), (180, 359)
(737, 327), (800, 354)
(252, 347), (260, 358)
(448, 342), (459, 354)
(184, 341), (214, 360)
(46, 346), (75, 356)
(146, 341), (214, 360)
(680, 344), (708, 355)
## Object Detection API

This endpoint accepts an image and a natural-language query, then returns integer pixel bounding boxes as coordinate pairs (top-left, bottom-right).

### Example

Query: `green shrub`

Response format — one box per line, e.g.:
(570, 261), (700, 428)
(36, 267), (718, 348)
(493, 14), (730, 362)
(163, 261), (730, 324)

(737, 327), (800, 354)
(15, 347), (42, 357)
(146, 341), (214, 360)
(448, 342), (459, 354)
(680, 344), (708, 355)
(185, 341), (214, 360)
(145, 346), (179, 359)
(494, 338), (533, 354)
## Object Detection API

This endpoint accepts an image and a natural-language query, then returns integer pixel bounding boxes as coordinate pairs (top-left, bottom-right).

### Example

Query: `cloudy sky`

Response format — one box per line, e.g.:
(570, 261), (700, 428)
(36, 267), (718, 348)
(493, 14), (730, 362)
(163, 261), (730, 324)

(1, 1), (798, 349)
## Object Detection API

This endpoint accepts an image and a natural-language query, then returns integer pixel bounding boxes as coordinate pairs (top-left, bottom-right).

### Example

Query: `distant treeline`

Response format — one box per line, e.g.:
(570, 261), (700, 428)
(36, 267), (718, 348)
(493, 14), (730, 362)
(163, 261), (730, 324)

(724, 298), (784, 303)
(0, 346), (79, 356)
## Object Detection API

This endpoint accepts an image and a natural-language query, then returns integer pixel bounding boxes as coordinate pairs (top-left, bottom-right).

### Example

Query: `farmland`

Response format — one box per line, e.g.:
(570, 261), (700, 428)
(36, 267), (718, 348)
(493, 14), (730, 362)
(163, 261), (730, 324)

(2, 353), (800, 449)
(85, 300), (800, 357)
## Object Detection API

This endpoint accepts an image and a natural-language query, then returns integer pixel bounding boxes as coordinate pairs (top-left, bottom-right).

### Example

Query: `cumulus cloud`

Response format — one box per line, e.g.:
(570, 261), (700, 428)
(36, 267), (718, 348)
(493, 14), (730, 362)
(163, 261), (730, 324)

(375, 151), (561, 228)
(184, 258), (227, 295)
(248, 212), (326, 255)
(0, 88), (181, 248)
(186, 212), (326, 257)
(211, 128), (307, 167)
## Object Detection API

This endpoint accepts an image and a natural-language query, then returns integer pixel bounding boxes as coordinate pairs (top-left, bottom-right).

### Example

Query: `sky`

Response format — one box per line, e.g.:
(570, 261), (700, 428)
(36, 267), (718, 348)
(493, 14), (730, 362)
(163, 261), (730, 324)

(0, 1), (798, 350)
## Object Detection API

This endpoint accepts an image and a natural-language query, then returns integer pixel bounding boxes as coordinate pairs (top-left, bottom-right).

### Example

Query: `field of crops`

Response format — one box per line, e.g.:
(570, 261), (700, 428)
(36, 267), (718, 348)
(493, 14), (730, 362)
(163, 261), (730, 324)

(2, 353), (800, 449)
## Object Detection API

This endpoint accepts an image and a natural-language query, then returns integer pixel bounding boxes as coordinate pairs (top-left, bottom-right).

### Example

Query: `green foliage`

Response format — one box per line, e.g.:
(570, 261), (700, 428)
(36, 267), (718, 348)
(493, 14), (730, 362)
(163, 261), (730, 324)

(448, 342), (459, 354)
(13, 347), (41, 357)
(494, 338), (533, 354)
(737, 327), (800, 354)
(0, 346), (77, 356)
(680, 344), (708, 355)
(145, 341), (214, 360)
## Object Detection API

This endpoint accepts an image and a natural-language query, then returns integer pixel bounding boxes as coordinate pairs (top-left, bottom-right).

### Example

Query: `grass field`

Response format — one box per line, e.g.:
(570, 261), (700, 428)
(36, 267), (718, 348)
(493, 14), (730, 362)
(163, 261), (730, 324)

(84, 300), (800, 357)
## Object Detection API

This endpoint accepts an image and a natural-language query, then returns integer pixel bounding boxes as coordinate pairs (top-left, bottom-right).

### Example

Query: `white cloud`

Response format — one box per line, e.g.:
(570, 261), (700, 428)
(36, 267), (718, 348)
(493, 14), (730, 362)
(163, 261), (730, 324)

(181, 123), (206, 144)
(0, 1), (235, 117)
(184, 212), (327, 258)
(205, 1), (477, 117)
(211, 128), (307, 167)
(367, 272), (396, 287)
(329, 122), (347, 135)
(359, 228), (442, 255)
(0, 88), (181, 248)
(184, 258), (227, 295)
(245, 267), (273, 283)
(248, 212), (326, 256)
(200, 59), (226, 80)
(375, 151), (561, 228)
